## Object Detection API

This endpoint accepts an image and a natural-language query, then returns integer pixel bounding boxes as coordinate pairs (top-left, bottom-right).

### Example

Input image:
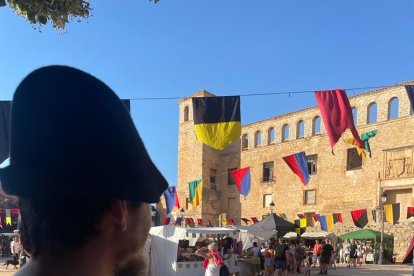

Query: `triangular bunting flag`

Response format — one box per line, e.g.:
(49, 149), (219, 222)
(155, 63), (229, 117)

(163, 217), (171, 225)
(192, 96), (241, 150)
(189, 179), (203, 207)
(326, 214), (334, 232)
(351, 209), (368, 228)
(384, 203), (400, 225)
(282, 152), (310, 185)
(315, 89), (364, 153)
(312, 213), (319, 222)
(300, 218), (307, 228)
(241, 218), (250, 225)
(297, 213), (305, 219)
(230, 167), (251, 197)
(319, 215), (327, 231)
(229, 219), (235, 225)
(164, 186), (180, 214)
(407, 207), (414, 219)
(251, 217), (259, 223)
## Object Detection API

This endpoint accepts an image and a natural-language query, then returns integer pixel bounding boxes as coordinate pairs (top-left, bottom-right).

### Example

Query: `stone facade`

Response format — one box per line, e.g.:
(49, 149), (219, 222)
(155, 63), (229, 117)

(170, 83), (414, 261)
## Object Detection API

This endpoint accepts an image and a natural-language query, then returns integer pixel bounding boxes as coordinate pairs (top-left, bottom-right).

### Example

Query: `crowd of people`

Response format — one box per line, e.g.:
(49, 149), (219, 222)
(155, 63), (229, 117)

(191, 236), (378, 276)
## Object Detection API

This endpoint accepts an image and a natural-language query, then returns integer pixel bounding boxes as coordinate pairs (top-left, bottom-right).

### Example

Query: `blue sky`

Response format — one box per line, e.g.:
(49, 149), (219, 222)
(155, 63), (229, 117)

(1, 1), (414, 187)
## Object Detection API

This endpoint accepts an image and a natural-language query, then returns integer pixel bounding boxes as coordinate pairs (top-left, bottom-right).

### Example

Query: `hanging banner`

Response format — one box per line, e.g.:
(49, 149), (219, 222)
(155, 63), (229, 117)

(315, 89), (364, 153)
(282, 152), (310, 185)
(192, 96), (241, 150)
(230, 167), (251, 197)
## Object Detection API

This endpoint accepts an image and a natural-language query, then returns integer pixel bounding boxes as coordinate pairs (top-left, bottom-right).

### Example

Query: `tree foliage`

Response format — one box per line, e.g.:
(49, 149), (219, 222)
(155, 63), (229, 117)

(0, 0), (159, 30)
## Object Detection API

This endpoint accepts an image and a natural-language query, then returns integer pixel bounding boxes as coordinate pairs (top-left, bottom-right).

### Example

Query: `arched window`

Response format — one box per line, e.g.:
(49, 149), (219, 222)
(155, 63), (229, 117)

(268, 127), (275, 144)
(297, 120), (305, 138)
(282, 124), (289, 142)
(351, 107), (358, 126)
(183, 106), (189, 122)
(312, 116), (321, 135)
(255, 131), (262, 147)
(367, 102), (378, 124)
(388, 97), (399, 120)
(242, 134), (248, 150)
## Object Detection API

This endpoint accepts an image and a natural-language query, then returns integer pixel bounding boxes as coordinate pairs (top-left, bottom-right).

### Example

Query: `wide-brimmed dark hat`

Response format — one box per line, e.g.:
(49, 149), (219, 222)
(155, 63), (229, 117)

(0, 65), (168, 203)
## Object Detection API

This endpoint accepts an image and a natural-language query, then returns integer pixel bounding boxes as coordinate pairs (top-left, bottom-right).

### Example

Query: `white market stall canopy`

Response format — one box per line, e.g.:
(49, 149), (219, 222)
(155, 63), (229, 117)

(282, 232), (298, 239)
(186, 227), (239, 235)
(301, 231), (337, 242)
(148, 225), (239, 276)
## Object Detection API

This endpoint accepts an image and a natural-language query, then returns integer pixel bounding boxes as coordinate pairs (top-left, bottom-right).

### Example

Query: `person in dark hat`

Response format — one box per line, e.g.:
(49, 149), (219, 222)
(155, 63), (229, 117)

(0, 65), (168, 276)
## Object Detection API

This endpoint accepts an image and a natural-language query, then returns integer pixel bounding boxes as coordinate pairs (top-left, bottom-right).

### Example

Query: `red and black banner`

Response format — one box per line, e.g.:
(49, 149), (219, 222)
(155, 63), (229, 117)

(163, 217), (170, 225)
(407, 207), (414, 219)
(251, 217), (259, 223)
(241, 218), (250, 225)
(197, 218), (204, 226)
(333, 213), (343, 223)
(351, 208), (368, 228)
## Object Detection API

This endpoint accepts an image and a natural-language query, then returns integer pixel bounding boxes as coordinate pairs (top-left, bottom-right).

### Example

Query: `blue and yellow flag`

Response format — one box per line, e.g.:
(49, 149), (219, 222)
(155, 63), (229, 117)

(189, 179), (203, 207)
(192, 96), (241, 150)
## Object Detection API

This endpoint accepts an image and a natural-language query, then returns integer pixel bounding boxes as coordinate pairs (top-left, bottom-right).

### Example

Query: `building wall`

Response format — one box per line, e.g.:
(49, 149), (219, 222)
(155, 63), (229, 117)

(174, 84), (414, 260)
(240, 85), (414, 224)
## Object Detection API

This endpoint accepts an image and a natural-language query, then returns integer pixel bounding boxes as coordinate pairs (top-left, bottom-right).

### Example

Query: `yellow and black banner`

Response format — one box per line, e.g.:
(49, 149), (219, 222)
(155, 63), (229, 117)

(385, 203), (400, 225)
(192, 96), (241, 150)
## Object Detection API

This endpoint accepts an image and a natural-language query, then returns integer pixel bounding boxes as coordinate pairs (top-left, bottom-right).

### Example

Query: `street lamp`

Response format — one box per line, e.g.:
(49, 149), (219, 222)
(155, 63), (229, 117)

(180, 208), (185, 226)
(378, 191), (387, 265)
(269, 201), (275, 214)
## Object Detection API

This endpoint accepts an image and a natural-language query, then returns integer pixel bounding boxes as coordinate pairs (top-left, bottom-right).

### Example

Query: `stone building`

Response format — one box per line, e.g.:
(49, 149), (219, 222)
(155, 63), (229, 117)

(172, 82), (414, 261)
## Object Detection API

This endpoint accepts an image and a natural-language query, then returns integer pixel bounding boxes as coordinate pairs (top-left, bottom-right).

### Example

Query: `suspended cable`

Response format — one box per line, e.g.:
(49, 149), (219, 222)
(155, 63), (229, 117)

(129, 85), (392, 101)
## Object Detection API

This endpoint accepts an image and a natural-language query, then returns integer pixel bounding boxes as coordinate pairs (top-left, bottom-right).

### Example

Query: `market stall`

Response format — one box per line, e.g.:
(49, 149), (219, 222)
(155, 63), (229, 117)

(339, 229), (394, 264)
(238, 213), (295, 241)
(301, 231), (337, 242)
(149, 225), (239, 276)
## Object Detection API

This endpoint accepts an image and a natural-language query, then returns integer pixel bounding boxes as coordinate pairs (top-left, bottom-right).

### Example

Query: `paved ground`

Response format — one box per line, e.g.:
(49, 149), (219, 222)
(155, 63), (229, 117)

(0, 263), (411, 275)
(288, 264), (414, 276)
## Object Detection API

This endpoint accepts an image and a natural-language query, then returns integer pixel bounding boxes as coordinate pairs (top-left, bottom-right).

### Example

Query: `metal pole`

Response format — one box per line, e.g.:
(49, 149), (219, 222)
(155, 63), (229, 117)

(378, 205), (385, 264)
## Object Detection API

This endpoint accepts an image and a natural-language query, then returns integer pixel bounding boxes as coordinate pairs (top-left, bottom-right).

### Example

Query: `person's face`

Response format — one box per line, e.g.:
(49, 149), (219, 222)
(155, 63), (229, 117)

(114, 203), (151, 276)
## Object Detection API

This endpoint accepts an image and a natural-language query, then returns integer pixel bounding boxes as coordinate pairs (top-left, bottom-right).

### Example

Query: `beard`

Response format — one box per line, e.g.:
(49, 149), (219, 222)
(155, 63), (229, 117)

(114, 254), (148, 276)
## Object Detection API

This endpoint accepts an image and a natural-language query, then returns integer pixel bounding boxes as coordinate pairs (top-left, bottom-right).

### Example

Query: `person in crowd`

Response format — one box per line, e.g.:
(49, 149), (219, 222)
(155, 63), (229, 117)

(343, 239), (351, 267)
(336, 241), (342, 264)
(0, 66), (169, 276)
(263, 243), (274, 276)
(319, 240), (333, 275)
(349, 240), (358, 268)
(312, 239), (322, 268)
(274, 239), (289, 276)
(356, 241), (363, 266)
(196, 243), (224, 276)
(288, 241), (297, 274)
(304, 252), (313, 276)
(295, 241), (305, 274)
(249, 242), (261, 275)
(328, 239), (336, 270)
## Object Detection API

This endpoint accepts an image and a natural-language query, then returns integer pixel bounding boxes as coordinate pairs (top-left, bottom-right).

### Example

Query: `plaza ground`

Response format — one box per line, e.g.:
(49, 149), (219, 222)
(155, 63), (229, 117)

(0, 263), (412, 276)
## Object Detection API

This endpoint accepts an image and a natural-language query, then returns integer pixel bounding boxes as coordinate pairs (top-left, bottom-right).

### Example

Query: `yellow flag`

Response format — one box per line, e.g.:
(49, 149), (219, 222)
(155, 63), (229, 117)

(345, 137), (367, 159)
(326, 214), (334, 232)
(6, 217), (11, 225)
(300, 218), (307, 228)
(221, 218), (227, 226)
